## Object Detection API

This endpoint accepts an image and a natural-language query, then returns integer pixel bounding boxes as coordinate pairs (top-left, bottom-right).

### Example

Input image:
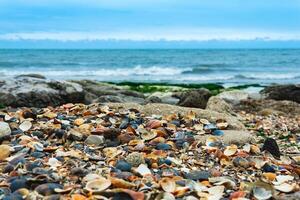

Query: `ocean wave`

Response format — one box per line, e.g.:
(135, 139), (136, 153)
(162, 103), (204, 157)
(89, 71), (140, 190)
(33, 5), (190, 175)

(0, 65), (186, 77)
(233, 74), (300, 80)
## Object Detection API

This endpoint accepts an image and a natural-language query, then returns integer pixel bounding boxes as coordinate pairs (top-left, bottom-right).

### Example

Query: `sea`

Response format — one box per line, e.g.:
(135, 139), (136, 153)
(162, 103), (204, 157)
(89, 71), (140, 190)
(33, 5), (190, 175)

(0, 49), (300, 86)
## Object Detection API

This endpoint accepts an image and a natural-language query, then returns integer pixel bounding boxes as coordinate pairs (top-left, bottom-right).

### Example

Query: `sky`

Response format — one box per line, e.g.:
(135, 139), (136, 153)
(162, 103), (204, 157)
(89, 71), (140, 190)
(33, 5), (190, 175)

(0, 0), (300, 48)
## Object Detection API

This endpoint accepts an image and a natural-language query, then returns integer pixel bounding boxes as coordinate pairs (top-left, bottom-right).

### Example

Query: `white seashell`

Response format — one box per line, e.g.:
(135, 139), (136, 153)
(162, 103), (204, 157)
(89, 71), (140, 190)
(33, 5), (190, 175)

(83, 173), (102, 182)
(274, 183), (295, 193)
(48, 157), (61, 168)
(253, 187), (272, 200)
(274, 175), (294, 184)
(19, 120), (32, 132)
(135, 164), (152, 176)
(243, 143), (251, 153)
(224, 145), (237, 156)
(160, 178), (176, 193)
(85, 178), (111, 193)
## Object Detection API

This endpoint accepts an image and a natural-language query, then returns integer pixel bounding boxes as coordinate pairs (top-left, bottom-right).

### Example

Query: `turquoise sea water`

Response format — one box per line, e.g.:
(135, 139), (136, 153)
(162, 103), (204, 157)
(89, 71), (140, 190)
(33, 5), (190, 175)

(0, 49), (300, 85)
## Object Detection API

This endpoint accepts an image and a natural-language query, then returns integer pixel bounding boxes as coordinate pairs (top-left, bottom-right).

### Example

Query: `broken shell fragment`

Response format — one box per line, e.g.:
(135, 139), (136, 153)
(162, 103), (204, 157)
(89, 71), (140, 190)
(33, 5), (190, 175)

(19, 120), (32, 132)
(85, 178), (111, 193)
(224, 145), (238, 156)
(160, 178), (176, 193)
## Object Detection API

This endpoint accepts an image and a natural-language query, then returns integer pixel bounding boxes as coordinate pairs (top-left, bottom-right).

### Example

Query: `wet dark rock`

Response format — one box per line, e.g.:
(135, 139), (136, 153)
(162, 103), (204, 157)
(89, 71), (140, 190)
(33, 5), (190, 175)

(54, 129), (65, 138)
(31, 131), (44, 138)
(25, 161), (43, 171)
(35, 183), (63, 196)
(262, 138), (281, 159)
(116, 160), (132, 172)
(262, 84), (300, 103)
(184, 170), (211, 181)
(3, 194), (23, 200)
(3, 164), (15, 173)
(31, 152), (46, 158)
(177, 89), (212, 109)
(22, 109), (37, 119)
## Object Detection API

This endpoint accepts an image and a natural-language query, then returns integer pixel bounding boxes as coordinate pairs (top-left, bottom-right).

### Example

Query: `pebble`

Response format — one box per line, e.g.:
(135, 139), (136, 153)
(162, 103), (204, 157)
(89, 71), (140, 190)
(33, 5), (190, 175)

(125, 152), (145, 167)
(184, 170), (211, 181)
(0, 121), (11, 139)
(233, 157), (250, 168)
(116, 160), (132, 172)
(84, 135), (105, 146)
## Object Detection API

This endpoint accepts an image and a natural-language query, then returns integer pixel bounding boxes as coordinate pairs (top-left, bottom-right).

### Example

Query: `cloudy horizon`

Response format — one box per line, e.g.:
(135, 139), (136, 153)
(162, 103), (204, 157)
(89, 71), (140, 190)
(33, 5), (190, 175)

(1, 0), (300, 47)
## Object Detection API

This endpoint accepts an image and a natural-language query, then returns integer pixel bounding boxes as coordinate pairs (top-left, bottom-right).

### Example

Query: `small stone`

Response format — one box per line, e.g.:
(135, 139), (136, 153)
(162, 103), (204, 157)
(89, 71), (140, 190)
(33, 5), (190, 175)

(85, 135), (105, 146)
(184, 170), (211, 181)
(67, 129), (83, 141)
(125, 152), (145, 167)
(233, 157), (250, 168)
(116, 160), (132, 172)
(0, 145), (11, 160)
(262, 138), (281, 159)
(0, 122), (11, 139)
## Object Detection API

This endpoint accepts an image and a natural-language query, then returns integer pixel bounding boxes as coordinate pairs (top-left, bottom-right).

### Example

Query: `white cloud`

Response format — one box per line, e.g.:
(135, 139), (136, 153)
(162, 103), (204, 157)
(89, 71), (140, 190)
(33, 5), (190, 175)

(1, 29), (300, 41)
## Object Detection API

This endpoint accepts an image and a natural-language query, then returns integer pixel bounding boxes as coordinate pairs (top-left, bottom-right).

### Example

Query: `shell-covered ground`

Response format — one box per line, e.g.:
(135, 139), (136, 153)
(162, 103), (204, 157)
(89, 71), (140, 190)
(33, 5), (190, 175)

(0, 103), (299, 200)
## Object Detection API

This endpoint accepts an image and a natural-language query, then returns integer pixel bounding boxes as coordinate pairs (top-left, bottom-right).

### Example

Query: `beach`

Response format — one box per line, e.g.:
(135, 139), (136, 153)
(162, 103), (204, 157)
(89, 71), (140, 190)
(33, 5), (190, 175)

(0, 74), (299, 199)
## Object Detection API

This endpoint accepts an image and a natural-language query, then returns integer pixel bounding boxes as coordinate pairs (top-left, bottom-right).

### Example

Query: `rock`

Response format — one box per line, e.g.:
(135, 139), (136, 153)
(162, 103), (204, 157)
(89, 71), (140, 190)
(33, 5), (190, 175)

(233, 157), (250, 168)
(0, 76), (84, 108)
(261, 84), (300, 103)
(146, 92), (179, 105)
(0, 122), (11, 139)
(67, 129), (84, 141)
(125, 152), (145, 167)
(116, 160), (132, 172)
(194, 130), (254, 145)
(206, 96), (234, 114)
(218, 90), (249, 105)
(177, 89), (211, 108)
(262, 138), (281, 159)
(106, 103), (245, 130)
(0, 145), (11, 160)
(184, 170), (211, 181)
(156, 143), (171, 150)
(85, 135), (105, 146)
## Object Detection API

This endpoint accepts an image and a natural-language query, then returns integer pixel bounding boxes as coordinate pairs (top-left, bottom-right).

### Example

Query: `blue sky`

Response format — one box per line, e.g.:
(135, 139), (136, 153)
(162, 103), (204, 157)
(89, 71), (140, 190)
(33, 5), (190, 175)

(0, 0), (300, 48)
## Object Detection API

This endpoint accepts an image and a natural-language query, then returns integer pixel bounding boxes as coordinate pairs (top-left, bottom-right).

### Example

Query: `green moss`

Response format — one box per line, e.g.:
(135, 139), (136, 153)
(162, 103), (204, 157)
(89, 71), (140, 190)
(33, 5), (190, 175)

(0, 103), (5, 109)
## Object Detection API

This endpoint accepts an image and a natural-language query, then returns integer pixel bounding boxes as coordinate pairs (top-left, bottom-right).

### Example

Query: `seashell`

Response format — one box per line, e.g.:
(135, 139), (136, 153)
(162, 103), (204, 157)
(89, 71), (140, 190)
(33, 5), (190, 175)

(74, 118), (84, 126)
(193, 124), (203, 131)
(0, 144), (11, 161)
(103, 147), (123, 159)
(35, 183), (63, 196)
(224, 145), (237, 156)
(43, 111), (57, 119)
(110, 177), (135, 189)
(205, 136), (218, 147)
(159, 178), (176, 193)
(146, 120), (161, 129)
(262, 173), (276, 182)
(125, 152), (145, 167)
(19, 120), (32, 132)
(275, 175), (294, 184)
(33, 142), (44, 151)
(186, 111), (196, 120)
(85, 178), (111, 193)
(48, 157), (61, 168)
(216, 122), (228, 130)
(274, 183), (295, 193)
(248, 157), (267, 169)
(83, 173), (102, 182)
(243, 143), (251, 153)
(253, 186), (273, 200)
(207, 185), (225, 196)
(292, 155), (300, 164)
(140, 129), (157, 141)
(232, 157), (250, 168)
(71, 194), (88, 200)
(209, 177), (236, 189)
(135, 164), (152, 176)
(229, 191), (246, 200)
(200, 119), (210, 125)
(250, 145), (261, 154)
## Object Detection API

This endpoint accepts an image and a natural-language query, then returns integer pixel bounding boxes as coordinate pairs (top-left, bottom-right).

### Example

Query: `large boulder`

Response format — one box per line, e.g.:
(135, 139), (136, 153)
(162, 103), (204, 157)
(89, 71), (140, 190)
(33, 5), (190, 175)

(206, 96), (234, 115)
(0, 76), (85, 108)
(73, 80), (145, 104)
(177, 89), (211, 109)
(106, 103), (245, 130)
(217, 90), (249, 105)
(261, 84), (300, 103)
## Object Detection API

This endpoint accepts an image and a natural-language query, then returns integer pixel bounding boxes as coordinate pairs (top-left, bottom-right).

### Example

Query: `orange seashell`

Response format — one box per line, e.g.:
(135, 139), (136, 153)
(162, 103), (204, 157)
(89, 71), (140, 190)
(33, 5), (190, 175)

(71, 194), (87, 200)
(200, 180), (211, 187)
(126, 126), (136, 134)
(74, 118), (84, 126)
(146, 120), (161, 129)
(263, 173), (276, 181)
(229, 191), (246, 200)
(110, 177), (136, 189)
(121, 189), (145, 200)
(235, 151), (249, 158)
